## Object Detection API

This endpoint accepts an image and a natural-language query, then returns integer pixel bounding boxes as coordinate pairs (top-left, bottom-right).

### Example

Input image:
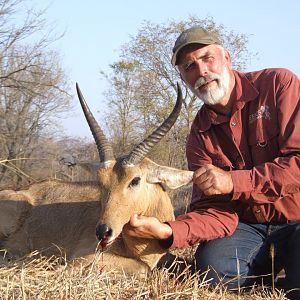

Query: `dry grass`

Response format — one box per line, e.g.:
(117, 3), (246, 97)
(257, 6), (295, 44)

(0, 252), (288, 300)
(0, 185), (288, 299)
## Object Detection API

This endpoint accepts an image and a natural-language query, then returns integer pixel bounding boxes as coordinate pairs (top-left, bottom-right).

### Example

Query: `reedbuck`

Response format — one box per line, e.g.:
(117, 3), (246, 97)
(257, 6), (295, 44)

(0, 83), (193, 273)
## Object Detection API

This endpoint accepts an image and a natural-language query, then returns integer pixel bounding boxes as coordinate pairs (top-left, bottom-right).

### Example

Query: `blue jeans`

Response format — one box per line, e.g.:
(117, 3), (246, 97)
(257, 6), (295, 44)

(195, 221), (300, 300)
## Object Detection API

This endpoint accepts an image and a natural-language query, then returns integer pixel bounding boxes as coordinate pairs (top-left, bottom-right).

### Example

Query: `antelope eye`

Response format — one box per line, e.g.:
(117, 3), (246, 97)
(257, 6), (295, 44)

(129, 177), (141, 188)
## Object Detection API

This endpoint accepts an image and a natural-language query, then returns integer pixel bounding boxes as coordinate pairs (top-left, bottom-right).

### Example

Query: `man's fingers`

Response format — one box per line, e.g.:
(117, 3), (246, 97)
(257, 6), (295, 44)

(193, 168), (212, 191)
(124, 215), (173, 240)
(129, 213), (144, 227)
(193, 165), (215, 184)
(196, 177), (212, 190)
(193, 166), (208, 179)
(193, 164), (233, 195)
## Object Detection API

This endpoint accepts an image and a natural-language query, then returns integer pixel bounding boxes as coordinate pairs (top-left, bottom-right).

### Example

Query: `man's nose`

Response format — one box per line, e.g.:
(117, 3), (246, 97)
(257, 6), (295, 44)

(195, 60), (208, 77)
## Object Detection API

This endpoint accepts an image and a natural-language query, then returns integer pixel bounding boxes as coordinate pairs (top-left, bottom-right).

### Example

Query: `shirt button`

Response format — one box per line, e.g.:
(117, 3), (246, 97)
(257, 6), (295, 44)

(231, 121), (237, 126)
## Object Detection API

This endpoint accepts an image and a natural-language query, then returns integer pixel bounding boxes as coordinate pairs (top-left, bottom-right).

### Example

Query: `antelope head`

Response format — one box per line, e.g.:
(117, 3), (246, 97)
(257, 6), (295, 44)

(76, 83), (193, 269)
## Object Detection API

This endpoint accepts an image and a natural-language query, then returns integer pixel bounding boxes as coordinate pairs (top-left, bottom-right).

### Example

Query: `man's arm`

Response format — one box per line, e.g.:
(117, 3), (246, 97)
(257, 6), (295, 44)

(123, 177), (238, 250)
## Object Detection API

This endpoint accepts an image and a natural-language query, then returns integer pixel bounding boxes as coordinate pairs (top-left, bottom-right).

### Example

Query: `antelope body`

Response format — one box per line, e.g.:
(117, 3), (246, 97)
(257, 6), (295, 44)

(0, 84), (193, 273)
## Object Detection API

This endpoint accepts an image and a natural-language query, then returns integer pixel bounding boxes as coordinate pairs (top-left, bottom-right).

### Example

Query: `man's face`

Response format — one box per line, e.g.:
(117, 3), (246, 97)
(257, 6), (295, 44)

(177, 44), (233, 106)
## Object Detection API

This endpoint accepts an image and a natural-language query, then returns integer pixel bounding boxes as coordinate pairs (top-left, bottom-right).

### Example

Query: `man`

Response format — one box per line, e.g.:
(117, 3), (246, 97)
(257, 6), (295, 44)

(123, 26), (300, 299)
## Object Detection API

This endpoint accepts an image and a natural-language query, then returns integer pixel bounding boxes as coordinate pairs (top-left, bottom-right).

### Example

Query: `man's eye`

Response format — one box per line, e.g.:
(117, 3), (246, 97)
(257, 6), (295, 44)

(204, 55), (214, 62)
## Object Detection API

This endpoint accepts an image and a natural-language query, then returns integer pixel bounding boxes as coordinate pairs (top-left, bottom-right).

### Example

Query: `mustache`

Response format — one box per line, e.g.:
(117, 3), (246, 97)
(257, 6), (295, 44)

(194, 74), (220, 89)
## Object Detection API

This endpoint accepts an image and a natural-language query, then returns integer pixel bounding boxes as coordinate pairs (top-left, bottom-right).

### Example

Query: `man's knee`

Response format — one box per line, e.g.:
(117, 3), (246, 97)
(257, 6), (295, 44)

(194, 239), (255, 289)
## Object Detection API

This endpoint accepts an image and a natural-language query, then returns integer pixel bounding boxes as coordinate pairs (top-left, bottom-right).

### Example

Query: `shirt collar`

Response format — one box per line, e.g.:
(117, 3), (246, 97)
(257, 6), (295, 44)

(194, 70), (259, 132)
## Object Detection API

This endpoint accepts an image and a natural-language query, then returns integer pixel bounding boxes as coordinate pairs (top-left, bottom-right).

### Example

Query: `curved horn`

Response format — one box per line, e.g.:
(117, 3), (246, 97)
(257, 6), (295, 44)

(123, 83), (183, 166)
(76, 83), (115, 163)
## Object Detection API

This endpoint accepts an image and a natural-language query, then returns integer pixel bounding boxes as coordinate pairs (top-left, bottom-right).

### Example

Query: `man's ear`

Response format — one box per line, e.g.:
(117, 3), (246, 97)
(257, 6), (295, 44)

(224, 49), (232, 67)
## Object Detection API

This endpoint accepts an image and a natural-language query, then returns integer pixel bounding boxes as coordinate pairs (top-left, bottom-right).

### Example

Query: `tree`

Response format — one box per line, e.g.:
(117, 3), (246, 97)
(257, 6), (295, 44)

(101, 61), (141, 155)
(0, 0), (71, 187)
(101, 16), (254, 168)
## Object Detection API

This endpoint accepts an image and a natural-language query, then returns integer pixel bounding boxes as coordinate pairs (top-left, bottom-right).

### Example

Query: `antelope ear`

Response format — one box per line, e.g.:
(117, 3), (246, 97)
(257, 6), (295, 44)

(146, 165), (193, 189)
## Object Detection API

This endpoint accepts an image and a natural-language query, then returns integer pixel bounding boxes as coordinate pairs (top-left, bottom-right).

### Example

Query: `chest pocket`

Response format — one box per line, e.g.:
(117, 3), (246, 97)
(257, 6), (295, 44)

(248, 121), (279, 165)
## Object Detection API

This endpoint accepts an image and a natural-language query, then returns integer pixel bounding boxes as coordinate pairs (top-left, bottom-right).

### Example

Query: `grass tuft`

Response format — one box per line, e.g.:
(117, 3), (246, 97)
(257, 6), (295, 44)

(0, 252), (288, 300)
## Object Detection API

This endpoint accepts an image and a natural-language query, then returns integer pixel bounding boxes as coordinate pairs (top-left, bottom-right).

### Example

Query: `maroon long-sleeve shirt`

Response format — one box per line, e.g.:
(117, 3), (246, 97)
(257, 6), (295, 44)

(167, 68), (300, 249)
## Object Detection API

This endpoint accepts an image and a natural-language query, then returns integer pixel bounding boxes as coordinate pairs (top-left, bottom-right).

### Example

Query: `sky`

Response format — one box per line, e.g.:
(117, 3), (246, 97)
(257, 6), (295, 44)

(29, 0), (300, 139)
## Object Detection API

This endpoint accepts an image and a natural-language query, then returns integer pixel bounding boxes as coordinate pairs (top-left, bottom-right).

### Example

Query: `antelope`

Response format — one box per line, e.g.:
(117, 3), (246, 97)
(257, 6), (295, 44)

(0, 83), (193, 273)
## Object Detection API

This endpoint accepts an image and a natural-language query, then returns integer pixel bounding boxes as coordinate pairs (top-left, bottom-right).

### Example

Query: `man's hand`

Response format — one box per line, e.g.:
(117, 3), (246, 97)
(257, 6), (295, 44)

(122, 214), (173, 240)
(193, 164), (233, 196)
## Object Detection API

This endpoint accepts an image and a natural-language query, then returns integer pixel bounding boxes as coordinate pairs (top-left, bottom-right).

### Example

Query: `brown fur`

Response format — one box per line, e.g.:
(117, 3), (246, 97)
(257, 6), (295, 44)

(0, 158), (193, 273)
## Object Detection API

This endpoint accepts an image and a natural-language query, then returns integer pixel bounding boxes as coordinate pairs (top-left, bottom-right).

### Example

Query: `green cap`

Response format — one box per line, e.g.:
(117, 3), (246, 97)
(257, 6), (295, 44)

(171, 26), (221, 66)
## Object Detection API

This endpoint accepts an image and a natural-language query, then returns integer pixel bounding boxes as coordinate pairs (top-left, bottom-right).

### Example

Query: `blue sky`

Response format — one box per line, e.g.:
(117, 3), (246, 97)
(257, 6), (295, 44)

(30, 0), (300, 138)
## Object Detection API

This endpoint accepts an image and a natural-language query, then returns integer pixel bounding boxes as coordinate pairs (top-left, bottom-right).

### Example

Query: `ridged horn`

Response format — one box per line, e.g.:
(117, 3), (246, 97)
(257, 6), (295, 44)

(123, 83), (183, 166)
(76, 83), (115, 163)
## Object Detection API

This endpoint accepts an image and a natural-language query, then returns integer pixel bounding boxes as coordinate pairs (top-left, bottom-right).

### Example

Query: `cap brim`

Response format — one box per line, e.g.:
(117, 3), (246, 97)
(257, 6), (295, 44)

(171, 40), (216, 66)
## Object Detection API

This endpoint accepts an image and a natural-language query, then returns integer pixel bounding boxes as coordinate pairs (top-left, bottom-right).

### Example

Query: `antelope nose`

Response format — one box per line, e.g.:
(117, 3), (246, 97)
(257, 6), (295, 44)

(96, 223), (112, 241)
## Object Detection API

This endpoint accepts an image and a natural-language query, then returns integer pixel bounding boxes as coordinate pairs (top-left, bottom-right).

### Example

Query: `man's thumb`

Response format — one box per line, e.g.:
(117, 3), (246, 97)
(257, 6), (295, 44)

(129, 213), (140, 226)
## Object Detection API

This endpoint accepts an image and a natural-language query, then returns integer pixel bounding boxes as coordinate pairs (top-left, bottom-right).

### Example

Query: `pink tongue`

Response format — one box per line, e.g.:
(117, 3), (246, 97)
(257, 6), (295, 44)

(100, 233), (110, 249)
(100, 238), (108, 249)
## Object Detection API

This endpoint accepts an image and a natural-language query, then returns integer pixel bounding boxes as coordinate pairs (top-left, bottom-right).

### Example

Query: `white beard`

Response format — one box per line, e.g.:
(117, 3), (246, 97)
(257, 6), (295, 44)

(193, 66), (231, 106)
